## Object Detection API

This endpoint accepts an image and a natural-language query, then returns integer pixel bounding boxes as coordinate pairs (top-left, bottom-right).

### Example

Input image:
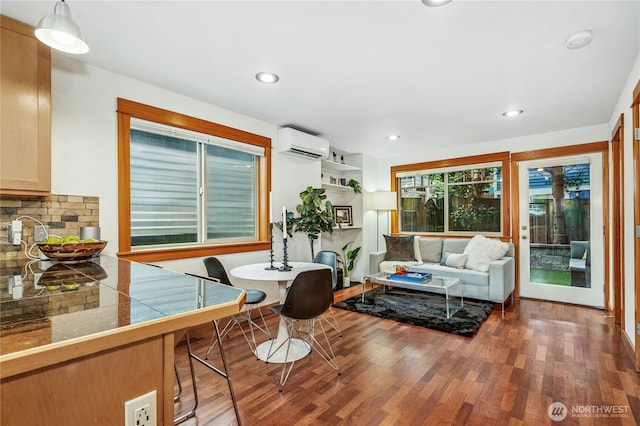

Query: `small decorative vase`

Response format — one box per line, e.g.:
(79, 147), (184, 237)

(343, 276), (351, 288)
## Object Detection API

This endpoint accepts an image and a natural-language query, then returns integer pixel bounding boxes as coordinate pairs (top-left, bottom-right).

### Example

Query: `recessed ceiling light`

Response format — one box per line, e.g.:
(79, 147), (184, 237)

(566, 30), (593, 50)
(255, 72), (279, 84)
(387, 134), (400, 141)
(421, 0), (453, 7)
(502, 109), (524, 118)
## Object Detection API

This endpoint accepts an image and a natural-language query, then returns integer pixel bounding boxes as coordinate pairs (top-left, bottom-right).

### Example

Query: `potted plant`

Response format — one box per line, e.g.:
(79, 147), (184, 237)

(338, 241), (361, 287)
(347, 179), (362, 194)
(292, 186), (335, 259)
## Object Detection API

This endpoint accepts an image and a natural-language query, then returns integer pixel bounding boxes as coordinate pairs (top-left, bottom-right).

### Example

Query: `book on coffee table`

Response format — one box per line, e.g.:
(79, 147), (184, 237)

(388, 271), (432, 283)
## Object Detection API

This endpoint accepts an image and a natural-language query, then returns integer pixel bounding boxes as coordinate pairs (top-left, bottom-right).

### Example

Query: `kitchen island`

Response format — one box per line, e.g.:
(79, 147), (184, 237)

(0, 255), (245, 425)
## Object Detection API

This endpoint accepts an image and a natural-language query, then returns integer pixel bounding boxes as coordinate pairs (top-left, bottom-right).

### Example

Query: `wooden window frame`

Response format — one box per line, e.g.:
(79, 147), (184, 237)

(117, 98), (272, 262)
(390, 152), (511, 239)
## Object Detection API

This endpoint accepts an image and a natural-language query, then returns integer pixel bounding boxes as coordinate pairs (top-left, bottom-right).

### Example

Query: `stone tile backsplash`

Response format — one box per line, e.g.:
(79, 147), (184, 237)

(0, 194), (99, 262)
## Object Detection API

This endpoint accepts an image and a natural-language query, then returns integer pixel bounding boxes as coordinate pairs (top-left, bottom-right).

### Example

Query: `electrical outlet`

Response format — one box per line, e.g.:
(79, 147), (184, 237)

(135, 406), (152, 426)
(124, 390), (157, 426)
(34, 225), (49, 242)
(9, 275), (23, 299)
(8, 220), (22, 245)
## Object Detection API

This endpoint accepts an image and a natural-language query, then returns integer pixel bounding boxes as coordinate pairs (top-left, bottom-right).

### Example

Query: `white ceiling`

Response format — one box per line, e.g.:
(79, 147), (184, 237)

(2, 1), (639, 158)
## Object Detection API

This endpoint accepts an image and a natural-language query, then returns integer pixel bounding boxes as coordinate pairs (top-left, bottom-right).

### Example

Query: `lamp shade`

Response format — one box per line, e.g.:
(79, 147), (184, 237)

(35, 1), (89, 54)
(365, 191), (397, 211)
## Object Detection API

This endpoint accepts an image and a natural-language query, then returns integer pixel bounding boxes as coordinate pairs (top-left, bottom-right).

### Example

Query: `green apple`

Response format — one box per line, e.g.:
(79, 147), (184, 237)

(62, 235), (80, 243)
(44, 236), (62, 244)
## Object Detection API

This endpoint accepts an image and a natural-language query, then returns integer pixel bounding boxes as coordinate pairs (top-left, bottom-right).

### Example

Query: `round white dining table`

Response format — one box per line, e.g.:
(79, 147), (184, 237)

(229, 262), (331, 363)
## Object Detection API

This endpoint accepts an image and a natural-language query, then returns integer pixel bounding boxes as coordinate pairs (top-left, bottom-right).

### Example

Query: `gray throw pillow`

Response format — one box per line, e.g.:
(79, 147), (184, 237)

(383, 235), (416, 261)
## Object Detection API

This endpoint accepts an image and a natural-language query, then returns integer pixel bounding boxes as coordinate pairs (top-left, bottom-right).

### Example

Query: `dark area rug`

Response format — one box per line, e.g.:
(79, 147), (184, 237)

(333, 288), (494, 337)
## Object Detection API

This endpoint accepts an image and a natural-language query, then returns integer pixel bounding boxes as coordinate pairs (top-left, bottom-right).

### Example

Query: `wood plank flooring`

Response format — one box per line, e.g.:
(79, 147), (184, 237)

(174, 283), (640, 425)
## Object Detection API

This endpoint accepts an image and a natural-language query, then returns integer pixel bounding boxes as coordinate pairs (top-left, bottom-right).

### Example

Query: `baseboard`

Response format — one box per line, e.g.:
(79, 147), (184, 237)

(620, 327), (638, 371)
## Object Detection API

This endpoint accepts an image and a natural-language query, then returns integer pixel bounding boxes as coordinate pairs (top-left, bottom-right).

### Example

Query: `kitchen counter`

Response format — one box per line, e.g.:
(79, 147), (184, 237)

(0, 255), (246, 425)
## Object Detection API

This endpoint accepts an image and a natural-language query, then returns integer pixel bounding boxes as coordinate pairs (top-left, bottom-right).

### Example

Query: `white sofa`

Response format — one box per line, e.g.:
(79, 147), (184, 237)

(369, 235), (515, 309)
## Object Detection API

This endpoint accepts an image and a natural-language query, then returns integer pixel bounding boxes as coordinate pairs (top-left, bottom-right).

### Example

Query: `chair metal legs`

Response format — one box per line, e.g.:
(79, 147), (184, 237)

(174, 325), (242, 425)
(268, 317), (341, 392)
(205, 304), (271, 358)
(321, 306), (342, 337)
(174, 332), (199, 425)
(173, 363), (183, 402)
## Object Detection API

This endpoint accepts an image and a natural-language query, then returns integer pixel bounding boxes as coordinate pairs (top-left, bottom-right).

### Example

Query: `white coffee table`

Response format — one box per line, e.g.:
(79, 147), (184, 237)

(366, 273), (463, 318)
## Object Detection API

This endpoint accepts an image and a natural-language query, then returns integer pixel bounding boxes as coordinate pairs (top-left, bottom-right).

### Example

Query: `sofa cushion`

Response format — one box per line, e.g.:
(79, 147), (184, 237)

(463, 234), (510, 272)
(417, 237), (443, 263)
(445, 253), (467, 269)
(440, 239), (470, 262)
(570, 241), (589, 259)
(383, 235), (417, 261)
(569, 258), (586, 271)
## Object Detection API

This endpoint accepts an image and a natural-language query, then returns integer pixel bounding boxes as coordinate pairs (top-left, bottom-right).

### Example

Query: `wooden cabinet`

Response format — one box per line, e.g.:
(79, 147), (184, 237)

(1, 15), (51, 197)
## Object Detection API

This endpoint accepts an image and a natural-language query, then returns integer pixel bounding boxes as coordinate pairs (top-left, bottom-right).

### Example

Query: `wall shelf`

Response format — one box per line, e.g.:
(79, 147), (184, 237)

(322, 183), (356, 192)
(321, 160), (361, 174)
(319, 149), (364, 286)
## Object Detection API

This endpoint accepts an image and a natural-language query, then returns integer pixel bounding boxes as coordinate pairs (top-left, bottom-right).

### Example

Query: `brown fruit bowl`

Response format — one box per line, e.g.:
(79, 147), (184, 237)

(36, 240), (108, 261)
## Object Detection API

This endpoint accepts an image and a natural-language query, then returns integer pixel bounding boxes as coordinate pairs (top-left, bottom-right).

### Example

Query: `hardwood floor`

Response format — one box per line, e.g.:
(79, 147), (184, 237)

(174, 283), (640, 425)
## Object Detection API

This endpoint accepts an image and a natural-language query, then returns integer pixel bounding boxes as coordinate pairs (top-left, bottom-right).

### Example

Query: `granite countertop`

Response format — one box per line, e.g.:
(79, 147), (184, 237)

(0, 255), (244, 357)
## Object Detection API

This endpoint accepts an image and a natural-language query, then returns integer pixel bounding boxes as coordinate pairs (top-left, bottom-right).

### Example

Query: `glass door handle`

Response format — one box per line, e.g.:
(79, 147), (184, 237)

(521, 235), (528, 240)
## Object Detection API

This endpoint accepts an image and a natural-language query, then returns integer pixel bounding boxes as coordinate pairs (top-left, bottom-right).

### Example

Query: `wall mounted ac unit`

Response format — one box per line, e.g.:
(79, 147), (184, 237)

(277, 127), (330, 160)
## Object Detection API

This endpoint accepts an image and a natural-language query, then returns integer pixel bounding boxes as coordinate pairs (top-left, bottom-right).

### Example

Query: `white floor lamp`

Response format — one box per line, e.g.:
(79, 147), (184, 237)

(365, 191), (398, 252)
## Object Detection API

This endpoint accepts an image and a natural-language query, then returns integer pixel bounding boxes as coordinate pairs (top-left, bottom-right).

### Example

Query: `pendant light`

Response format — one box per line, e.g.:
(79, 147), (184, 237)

(35, 0), (89, 54)
(421, 0), (453, 6)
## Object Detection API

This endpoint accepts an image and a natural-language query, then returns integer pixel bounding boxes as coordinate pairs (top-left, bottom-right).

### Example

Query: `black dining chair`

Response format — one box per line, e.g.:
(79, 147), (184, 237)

(312, 250), (342, 337)
(202, 257), (271, 357)
(267, 268), (341, 391)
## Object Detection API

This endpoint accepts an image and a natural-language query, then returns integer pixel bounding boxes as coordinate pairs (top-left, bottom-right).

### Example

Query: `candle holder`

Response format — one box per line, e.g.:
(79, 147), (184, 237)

(279, 237), (292, 272)
(265, 223), (278, 270)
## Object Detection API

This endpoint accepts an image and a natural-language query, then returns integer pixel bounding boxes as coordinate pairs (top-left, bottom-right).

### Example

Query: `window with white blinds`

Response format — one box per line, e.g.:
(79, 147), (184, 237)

(130, 119), (262, 248)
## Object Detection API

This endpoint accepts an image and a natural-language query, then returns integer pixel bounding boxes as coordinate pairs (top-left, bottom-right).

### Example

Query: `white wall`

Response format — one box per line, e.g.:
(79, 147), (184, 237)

(379, 124), (610, 168)
(49, 55), (318, 304)
(361, 154), (393, 274)
(609, 53), (640, 347)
